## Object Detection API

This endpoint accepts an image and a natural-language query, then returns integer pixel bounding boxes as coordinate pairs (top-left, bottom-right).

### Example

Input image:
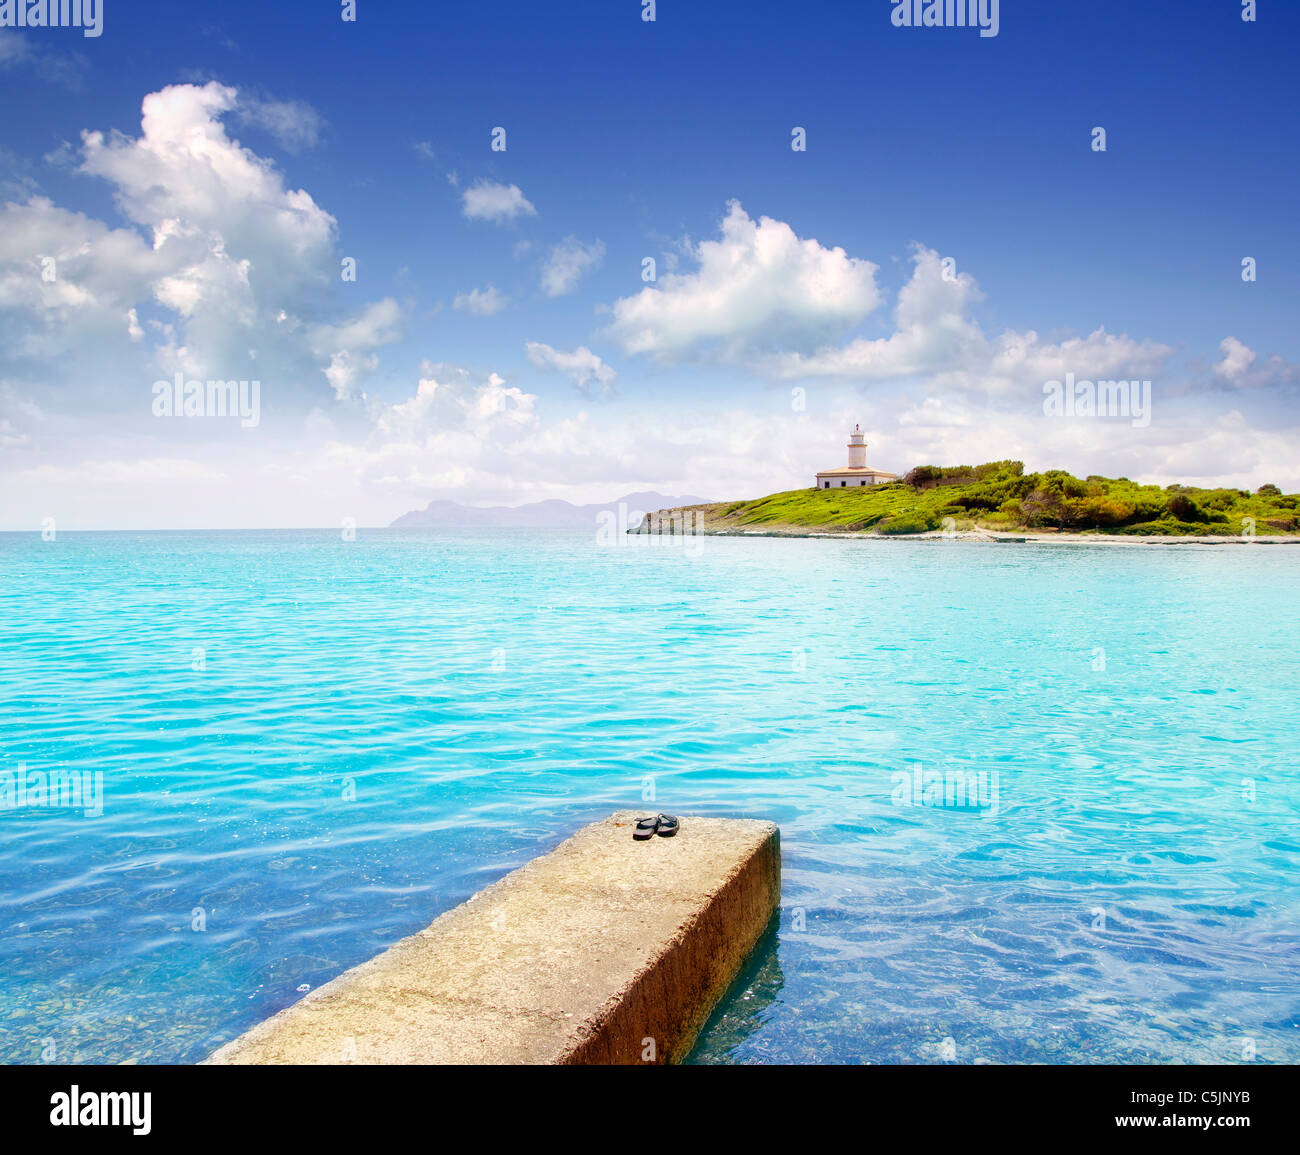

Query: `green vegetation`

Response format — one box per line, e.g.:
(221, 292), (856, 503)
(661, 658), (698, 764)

(698, 462), (1300, 536)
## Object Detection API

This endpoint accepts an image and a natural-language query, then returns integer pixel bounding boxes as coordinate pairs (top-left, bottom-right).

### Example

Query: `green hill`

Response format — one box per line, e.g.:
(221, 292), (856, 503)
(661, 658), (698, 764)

(677, 462), (1300, 537)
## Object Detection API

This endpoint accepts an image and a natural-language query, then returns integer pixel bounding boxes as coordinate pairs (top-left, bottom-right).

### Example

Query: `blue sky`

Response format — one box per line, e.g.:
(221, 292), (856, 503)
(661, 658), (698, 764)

(1, 0), (1297, 528)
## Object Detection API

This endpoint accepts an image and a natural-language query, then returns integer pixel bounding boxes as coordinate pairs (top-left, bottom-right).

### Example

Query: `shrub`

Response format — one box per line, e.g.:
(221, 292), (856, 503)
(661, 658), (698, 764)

(1115, 519), (1202, 536)
(1073, 495), (1136, 527)
(903, 465), (943, 488)
(903, 464), (987, 489)
(877, 511), (939, 535)
(1166, 493), (1206, 522)
(974, 460), (1024, 480)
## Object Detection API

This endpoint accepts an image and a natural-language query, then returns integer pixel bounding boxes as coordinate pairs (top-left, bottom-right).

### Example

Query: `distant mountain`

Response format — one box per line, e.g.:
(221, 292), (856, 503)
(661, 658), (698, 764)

(389, 492), (713, 529)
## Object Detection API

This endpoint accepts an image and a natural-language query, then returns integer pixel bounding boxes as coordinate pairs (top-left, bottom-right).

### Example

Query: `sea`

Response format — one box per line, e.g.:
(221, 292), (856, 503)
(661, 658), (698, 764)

(0, 528), (1296, 1064)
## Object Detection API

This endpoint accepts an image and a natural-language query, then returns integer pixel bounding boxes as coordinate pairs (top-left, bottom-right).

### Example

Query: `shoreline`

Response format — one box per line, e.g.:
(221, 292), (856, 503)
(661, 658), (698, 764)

(634, 519), (1300, 546)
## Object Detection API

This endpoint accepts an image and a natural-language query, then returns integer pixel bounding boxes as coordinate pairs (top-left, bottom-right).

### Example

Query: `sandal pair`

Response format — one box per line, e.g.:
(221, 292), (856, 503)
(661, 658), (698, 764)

(633, 814), (679, 840)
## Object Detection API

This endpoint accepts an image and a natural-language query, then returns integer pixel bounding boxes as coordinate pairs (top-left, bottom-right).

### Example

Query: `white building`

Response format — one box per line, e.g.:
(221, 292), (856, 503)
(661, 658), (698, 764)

(815, 424), (898, 489)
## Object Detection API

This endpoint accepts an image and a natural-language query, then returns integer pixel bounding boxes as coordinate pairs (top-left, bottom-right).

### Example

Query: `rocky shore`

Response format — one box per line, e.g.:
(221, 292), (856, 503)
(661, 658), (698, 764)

(628, 505), (1300, 545)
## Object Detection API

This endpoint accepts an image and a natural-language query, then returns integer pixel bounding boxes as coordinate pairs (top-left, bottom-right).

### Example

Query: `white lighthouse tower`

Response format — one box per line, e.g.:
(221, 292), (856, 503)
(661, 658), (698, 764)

(847, 424), (867, 468)
(814, 423), (898, 489)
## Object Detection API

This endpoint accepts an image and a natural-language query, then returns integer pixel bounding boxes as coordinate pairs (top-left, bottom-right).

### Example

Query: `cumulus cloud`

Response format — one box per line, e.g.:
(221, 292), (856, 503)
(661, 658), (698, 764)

(79, 83), (336, 287)
(0, 31), (85, 87)
(461, 180), (536, 223)
(233, 94), (326, 153)
(7, 349), (1300, 530)
(606, 200), (881, 359)
(0, 82), (414, 420)
(988, 327), (1172, 386)
(310, 298), (403, 400)
(1209, 336), (1298, 391)
(525, 341), (616, 396)
(350, 363), (714, 504)
(770, 246), (1174, 395)
(370, 363), (538, 467)
(0, 196), (161, 340)
(1214, 336), (1255, 383)
(540, 236), (604, 297)
(605, 214), (1175, 406)
(3, 108), (1296, 531)
(352, 370), (1300, 515)
(772, 246), (987, 379)
(453, 285), (508, 315)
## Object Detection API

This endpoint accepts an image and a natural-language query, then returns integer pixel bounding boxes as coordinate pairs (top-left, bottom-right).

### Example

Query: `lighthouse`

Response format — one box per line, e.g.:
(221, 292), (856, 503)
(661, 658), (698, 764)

(814, 424), (898, 489)
(847, 425), (867, 468)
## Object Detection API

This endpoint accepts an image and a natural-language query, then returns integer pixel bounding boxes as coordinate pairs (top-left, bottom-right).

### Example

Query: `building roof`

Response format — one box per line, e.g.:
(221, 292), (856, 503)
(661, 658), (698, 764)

(815, 466), (898, 478)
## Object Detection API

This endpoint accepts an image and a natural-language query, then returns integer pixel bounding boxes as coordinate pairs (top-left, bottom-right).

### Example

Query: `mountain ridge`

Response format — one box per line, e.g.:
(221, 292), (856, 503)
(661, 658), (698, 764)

(390, 491), (712, 529)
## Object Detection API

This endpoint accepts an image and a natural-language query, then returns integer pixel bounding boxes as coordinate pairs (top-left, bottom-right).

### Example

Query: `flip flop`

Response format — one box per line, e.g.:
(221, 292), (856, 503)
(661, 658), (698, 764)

(633, 816), (660, 840)
(656, 814), (679, 837)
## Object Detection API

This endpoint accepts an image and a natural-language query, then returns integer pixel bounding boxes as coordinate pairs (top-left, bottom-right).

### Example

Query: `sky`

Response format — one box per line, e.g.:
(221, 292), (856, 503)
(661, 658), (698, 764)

(0, 0), (1297, 529)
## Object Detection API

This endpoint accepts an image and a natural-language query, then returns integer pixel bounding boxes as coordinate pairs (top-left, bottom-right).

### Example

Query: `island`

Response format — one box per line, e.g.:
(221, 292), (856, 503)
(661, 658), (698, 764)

(630, 461), (1300, 543)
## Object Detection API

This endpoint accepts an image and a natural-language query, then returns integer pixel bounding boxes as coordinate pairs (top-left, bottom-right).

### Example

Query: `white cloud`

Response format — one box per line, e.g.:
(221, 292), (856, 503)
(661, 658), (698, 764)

(453, 285), (508, 315)
(461, 180), (536, 223)
(0, 82), (415, 416)
(0, 144), (38, 200)
(0, 196), (160, 321)
(0, 31), (84, 87)
(373, 363), (537, 444)
(525, 341), (616, 396)
(67, 82), (342, 393)
(1211, 336), (1297, 390)
(766, 246), (1174, 413)
(606, 219), (1176, 405)
(234, 94), (326, 153)
(772, 246), (987, 379)
(310, 298), (403, 400)
(3, 113), (1296, 531)
(988, 326), (1171, 386)
(7, 353), (1299, 530)
(606, 200), (881, 359)
(80, 83), (336, 284)
(20, 457), (232, 485)
(1214, 336), (1255, 383)
(541, 236), (604, 297)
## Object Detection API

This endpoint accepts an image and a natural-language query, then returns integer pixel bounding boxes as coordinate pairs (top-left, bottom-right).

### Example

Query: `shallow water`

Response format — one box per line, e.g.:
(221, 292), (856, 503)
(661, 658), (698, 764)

(0, 528), (1296, 1064)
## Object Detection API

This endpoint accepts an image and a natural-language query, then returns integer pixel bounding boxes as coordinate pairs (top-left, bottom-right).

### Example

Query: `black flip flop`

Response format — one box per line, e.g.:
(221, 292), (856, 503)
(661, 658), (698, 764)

(633, 816), (660, 840)
(656, 814), (679, 837)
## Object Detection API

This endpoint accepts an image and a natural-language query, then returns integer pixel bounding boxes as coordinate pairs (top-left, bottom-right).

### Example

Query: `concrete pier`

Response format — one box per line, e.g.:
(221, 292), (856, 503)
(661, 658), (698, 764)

(207, 811), (781, 1065)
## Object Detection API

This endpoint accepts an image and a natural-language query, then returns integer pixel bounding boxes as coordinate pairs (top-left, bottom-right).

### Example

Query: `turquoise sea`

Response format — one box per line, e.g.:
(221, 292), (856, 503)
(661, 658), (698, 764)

(0, 528), (1297, 1064)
